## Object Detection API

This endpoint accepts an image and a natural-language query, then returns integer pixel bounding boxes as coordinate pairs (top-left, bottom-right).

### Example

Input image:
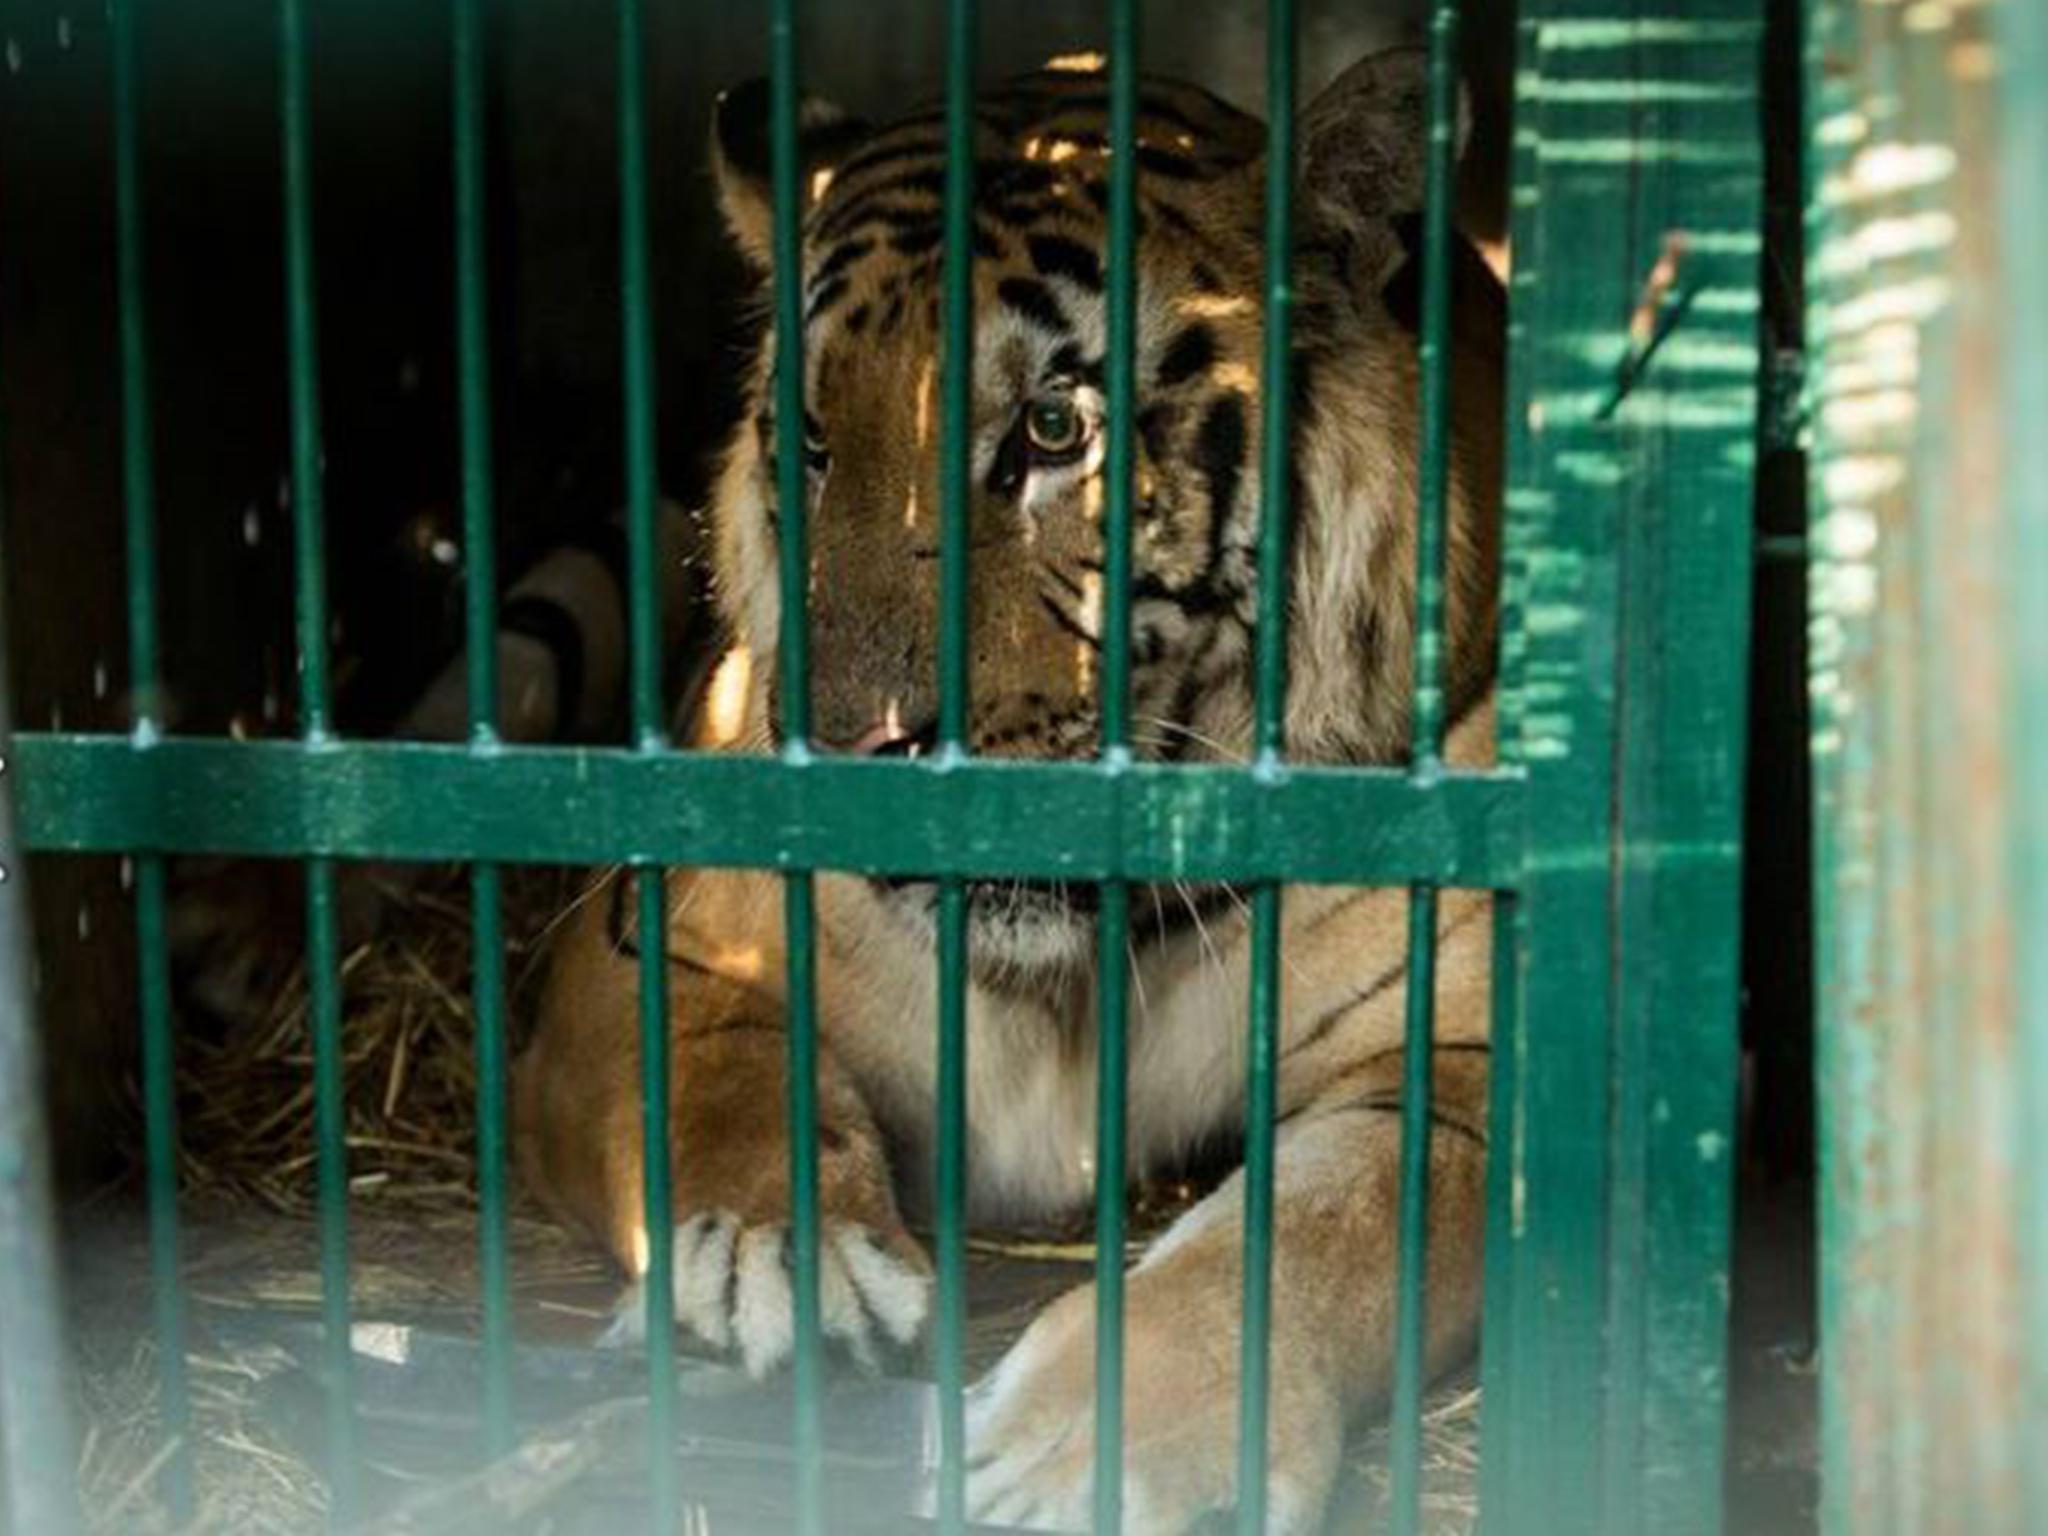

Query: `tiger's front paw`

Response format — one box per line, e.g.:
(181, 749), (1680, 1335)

(600, 1210), (931, 1377)
(965, 1281), (1343, 1534)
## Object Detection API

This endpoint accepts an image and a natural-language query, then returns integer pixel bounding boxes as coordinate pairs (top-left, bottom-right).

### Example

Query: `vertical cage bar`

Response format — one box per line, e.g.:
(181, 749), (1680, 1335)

(2004, 0), (2048, 1514)
(635, 868), (677, 1514)
(1092, 1), (1141, 1529)
(933, 878), (970, 1533)
(451, 0), (514, 1459)
(0, 437), (81, 1536)
(110, 0), (195, 1516)
(1388, 11), (1461, 1534)
(1406, 0), (1460, 773)
(1492, 7), (1762, 1532)
(1477, 884), (1523, 1521)
(933, 0), (977, 1529)
(1238, 8), (1296, 1528)
(619, 0), (665, 757)
(769, 5), (825, 1529)
(279, 0), (358, 1513)
(1477, 14), (1539, 1523)
(617, 0), (677, 1521)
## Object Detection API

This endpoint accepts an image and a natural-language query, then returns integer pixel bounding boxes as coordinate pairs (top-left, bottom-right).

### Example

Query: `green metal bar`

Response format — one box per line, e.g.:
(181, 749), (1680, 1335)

(1597, 10), (1761, 1531)
(281, 0), (332, 746)
(1486, 10), (1764, 1534)
(1237, 879), (1283, 1536)
(783, 872), (824, 1533)
(769, 6), (824, 1529)
(2004, 0), (2048, 1514)
(1099, 0), (1139, 759)
(135, 858), (193, 1511)
(934, 878), (969, 1533)
(279, 0), (356, 1514)
(635, 866), (678, 1521)
(110, 0), (195, 1516)
(11, 735), (1526, 887)
(451, 0), (513, 1461)
(0, 375), (82, 1536)
(617, 0), (677, 1520)
(1408, 0), (1460, 773)
(1091, 881), (1129, 1535)
(1389, 12), (1461, 1532)
(618, 0), (664, 755)
(1477, 884), (1524, 1524)
(1387, 887), (1437, 1536)
(1478, 15), (1540, 1524)
(1093, 4), (1140, 1530)
(1238, 12), (1296, 1527)
(306, 859), (357, 1518)
(933, 2), (976, 1528)
(1249, 5), (1295, 760)
(935, 0), (976, 757)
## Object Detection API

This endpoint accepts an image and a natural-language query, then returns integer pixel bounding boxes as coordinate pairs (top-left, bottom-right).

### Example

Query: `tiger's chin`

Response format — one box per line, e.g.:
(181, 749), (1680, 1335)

(872, 877), (1100, 988)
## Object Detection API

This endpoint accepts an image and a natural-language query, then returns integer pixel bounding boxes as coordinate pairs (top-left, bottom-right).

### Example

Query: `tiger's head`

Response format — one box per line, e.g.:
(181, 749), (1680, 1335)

(705, 49), (1503, 982)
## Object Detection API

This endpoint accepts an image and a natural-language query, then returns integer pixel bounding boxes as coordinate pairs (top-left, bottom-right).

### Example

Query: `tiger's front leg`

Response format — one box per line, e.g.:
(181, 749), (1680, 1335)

(964, 1049), (1489, 1535)
(513, 867), (932, 1376)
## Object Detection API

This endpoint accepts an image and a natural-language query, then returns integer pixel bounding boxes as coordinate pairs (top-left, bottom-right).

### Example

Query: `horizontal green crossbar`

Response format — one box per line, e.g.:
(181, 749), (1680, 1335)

(11, 734), (1522, 887)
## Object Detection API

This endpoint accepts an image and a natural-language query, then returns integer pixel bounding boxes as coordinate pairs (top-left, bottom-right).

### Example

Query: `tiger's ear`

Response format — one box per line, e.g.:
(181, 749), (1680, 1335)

(711, 79), (871, 269)
(1297, 47), (1470, 281)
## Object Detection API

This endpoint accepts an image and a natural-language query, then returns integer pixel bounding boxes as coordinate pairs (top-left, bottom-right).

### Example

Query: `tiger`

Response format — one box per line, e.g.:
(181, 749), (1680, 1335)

(512, 45), (1505, 1533)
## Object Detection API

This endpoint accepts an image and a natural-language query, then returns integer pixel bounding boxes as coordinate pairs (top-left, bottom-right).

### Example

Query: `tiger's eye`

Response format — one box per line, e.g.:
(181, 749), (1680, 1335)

(1024, 398), (1084, 457)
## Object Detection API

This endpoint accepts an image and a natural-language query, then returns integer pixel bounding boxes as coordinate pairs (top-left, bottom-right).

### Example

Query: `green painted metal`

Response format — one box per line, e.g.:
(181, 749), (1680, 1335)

(1092, 3), (1141, 1529)
(934, 2), (977, 1528)
(934, 877), (970, 1534)
(2002, 0), (2048, 1517)
(634, 866), (678, 1524)
(1477, 16), (1541, 1516)
(0, 405), (82, 1536)
(1482, 8), (1762, 1535)
(1389, 10), (1463, 1532)
(450, 0), (514, 1462)
(109, 0), (195, 1517)
(0, 0), (1789, 1526)
(769, 6), (826, 1529)
(1804, 0), (2046, 1528)
(617, 0), (665, 758)
(617, 0), (679, 1522)
(1236, 6), (1298, 1529)
(1388, 884), (1439, 1536)
(10, 736), (1523, 887)
(279, 0), (359, 1515)
(1407, 0), (1461, 775)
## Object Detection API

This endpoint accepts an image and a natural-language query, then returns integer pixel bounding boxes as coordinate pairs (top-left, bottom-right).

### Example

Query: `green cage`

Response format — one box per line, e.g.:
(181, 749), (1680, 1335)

(1, 0), (2043, 1531)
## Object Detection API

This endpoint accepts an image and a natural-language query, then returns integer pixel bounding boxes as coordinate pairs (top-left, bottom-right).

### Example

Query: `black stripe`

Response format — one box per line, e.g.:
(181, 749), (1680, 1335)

(812, 237), (874, 286)
(1195, 393), (1248, 563)
(998, 276), (1071, 336)
(1047, 342), (1104, 388)
(1155, 324), (1219, 388)
(1027, 232), (1104, 292)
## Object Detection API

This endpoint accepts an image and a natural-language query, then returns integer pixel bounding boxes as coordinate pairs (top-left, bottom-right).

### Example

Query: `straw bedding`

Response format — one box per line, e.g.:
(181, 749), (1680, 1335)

(68, 861), (1478, 1533)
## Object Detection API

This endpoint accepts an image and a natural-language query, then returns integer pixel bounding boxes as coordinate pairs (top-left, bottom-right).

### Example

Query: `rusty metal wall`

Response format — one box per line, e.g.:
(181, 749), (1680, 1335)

(1804, 0), (2047, 1528)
